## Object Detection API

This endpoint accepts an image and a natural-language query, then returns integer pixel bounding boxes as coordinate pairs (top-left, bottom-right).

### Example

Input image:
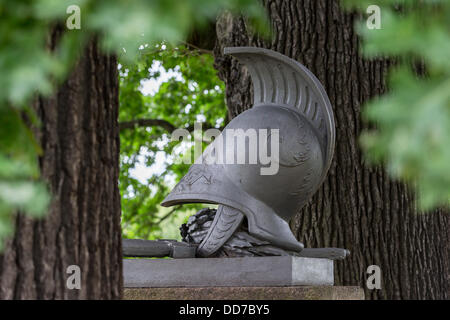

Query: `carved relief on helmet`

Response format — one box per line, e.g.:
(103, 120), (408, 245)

(173, 166), (213, 193)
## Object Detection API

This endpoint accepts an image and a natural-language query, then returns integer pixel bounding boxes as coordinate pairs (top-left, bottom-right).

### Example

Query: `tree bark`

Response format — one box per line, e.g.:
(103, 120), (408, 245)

(214, 1), (449, 299)
(0, 38), (123, 299)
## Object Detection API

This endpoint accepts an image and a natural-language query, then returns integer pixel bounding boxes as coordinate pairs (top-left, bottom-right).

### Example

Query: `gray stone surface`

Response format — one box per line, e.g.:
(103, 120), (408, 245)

(124, 286), (365, 300)
(123, 256), (333, 287)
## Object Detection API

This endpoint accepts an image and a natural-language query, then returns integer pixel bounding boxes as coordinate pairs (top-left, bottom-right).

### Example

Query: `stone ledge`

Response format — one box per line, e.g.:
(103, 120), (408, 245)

(123, 256), (333, 287)
(124, 286), (365, 300)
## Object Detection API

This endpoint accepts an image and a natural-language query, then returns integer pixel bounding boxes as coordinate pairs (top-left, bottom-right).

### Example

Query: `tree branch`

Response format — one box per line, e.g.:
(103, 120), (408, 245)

(119, 119), (176, 132)
(155, 205), (182, 226)
(181, 41), (213, 55)
(119, 118), (224, 132)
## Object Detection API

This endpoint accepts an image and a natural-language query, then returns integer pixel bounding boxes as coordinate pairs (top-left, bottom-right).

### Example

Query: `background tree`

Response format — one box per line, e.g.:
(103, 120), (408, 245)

(213, 0), (449, 299)
(0, 34), (122, 299)
(118, 44), (226, 239)
(0, 0), (264, 299)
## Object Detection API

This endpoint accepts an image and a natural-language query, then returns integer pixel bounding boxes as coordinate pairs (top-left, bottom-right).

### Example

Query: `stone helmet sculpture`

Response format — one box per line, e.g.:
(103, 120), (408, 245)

(162, 47), (335, 257)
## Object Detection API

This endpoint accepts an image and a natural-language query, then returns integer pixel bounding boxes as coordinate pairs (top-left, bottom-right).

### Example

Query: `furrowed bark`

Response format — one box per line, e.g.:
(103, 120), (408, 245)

(213, 1), (449, 299)
(0, 37), (123, 299)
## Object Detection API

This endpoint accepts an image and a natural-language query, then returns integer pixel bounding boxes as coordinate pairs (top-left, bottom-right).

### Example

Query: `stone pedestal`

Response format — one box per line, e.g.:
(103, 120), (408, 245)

(124, 256), (333, 287)
(123, 257), (365, 300)
(124, 286), (364, 300)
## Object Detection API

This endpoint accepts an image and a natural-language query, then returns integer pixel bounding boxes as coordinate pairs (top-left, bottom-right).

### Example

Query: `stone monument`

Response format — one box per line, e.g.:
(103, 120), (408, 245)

(122, 47), (363, 300)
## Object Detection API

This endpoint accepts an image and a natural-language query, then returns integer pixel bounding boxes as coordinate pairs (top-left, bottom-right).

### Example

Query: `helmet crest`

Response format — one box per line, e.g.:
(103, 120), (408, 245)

(223, 47), (335, 187)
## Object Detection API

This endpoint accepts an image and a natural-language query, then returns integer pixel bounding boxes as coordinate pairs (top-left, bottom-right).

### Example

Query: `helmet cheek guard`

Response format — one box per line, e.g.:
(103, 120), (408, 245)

(161, 47), (335, 255)
(162, 163), (304, 252)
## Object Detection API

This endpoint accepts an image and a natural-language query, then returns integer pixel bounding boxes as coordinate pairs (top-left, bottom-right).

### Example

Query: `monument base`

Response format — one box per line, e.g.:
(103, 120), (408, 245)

(124, 256), (333, 287)
(123, 286), (364, 300)
(123, 257), (364, 300)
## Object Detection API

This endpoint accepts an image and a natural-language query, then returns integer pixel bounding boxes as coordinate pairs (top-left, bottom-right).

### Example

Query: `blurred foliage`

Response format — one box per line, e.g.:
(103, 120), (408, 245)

(119, 44), (225, 239)
(343, 0), (450, 210)
(0, 108), (50, 248)
(0, 0), (266, 249)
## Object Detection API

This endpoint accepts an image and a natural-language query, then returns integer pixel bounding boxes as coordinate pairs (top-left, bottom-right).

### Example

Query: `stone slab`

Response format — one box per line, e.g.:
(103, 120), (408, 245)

(123, 286), (365, 300)
(123, 256), (333, 288)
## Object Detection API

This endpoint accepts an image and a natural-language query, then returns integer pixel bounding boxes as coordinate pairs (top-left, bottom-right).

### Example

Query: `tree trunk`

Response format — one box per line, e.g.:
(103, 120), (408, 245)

(214, 1), (449, 299)
(0, 38), (123, 299)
